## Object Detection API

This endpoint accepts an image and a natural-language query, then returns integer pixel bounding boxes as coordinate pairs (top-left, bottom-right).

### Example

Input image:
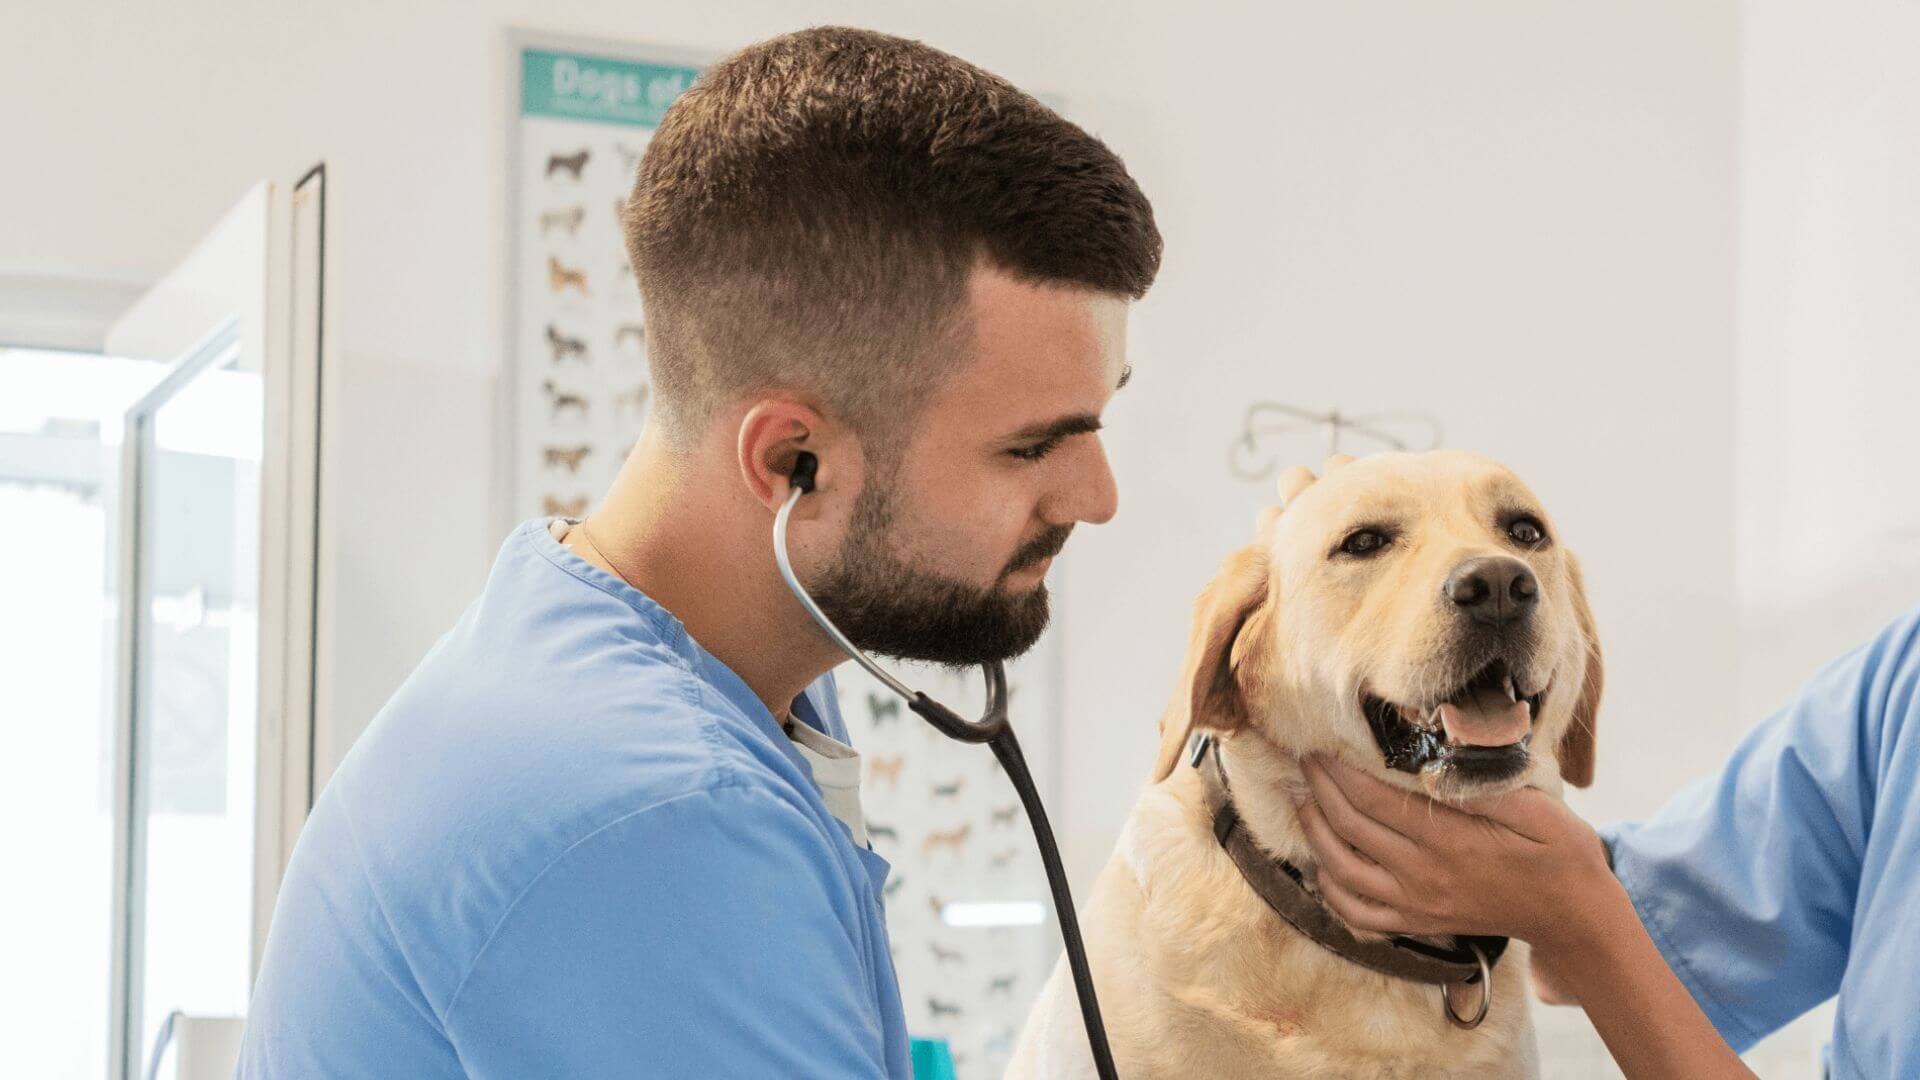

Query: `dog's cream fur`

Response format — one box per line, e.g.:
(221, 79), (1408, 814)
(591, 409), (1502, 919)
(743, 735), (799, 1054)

(1009, 451), (1602, 1079)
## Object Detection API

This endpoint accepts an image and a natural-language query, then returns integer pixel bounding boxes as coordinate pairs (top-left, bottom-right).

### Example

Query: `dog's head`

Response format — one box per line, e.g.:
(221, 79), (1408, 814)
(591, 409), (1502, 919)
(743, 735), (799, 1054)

(1153, 450), (1601, 799)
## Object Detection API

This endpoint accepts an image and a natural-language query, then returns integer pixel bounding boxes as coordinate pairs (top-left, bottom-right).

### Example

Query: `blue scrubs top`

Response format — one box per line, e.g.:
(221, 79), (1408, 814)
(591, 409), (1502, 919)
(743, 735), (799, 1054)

(236, 518), (910, 1077)
(1600, 607), (1920, 1079)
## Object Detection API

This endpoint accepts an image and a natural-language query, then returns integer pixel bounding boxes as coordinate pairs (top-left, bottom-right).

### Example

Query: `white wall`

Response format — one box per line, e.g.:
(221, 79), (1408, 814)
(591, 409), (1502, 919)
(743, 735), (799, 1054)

(1727, 8), (1920, 1067)
(1738, 0), (1920, 718)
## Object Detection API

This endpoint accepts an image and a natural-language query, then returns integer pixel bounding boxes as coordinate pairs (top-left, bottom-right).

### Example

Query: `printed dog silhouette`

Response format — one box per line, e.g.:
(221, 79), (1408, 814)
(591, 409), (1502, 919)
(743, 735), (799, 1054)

(547, 256), (589, 296)
(542, 494), (588, 518)
(542, 380), (589, 422)
(539, 205), (584, 235)
(545, 323), (588, 364)
(614, 383), (650, 418)
(868, 693), (902, 726)
(545, 148), (590, 180)
(868, 755), (905, 789)
(922, 824), (972, 855)
(542, 445), (591, 473)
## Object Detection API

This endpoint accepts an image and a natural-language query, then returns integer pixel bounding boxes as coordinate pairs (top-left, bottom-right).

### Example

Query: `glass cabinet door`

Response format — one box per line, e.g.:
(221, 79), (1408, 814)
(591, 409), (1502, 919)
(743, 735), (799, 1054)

(121, 321), (263, 1075)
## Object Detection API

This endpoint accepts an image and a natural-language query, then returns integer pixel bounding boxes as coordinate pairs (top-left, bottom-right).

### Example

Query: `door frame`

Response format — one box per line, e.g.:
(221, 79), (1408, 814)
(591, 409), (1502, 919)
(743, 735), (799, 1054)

(103, 165), (327, 1080)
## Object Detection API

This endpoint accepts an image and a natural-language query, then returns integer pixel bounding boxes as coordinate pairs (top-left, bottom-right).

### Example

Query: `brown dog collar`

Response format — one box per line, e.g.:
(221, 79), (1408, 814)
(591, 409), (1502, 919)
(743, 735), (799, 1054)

(1190, 733), (1507, 1028)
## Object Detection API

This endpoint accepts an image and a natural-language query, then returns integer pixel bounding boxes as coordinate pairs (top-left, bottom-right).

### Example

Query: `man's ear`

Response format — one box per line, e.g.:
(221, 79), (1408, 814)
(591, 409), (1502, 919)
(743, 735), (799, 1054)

(1557, 552), (1603, 788)
(1152, 542), (1275, 782)
(737, 398), (849, 510)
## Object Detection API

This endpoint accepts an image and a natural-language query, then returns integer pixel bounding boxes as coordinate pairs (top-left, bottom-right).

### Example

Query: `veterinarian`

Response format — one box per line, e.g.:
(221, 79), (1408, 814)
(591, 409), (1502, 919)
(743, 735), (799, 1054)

(235, 27), (1159, 1078)
(1300, 608), (1920, 1078)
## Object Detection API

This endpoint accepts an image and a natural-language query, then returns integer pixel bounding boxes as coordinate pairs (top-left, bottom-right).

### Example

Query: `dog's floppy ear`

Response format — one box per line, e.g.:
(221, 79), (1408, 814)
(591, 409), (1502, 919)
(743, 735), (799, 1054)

(1557, 552), (1603, 788)
(1152, 542), (1275, 782)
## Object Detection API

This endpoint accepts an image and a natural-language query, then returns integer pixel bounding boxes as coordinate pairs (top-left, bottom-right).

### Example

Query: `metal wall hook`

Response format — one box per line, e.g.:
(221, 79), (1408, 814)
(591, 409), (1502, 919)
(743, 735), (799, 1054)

(1229, 401), (1444, 481)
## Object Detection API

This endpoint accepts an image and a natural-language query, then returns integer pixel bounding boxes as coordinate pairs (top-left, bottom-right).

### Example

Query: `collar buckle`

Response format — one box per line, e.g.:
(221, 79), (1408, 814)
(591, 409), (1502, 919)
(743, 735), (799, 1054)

(1187, 731), (1213, 769)
(1443, 940), (1495, 1029)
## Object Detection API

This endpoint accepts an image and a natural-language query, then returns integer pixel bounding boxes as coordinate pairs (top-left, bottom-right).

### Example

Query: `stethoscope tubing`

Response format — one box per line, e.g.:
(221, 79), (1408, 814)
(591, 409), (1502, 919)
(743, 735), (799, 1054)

(775, 484), (921, 705)
(772, 475), (1120, 1079)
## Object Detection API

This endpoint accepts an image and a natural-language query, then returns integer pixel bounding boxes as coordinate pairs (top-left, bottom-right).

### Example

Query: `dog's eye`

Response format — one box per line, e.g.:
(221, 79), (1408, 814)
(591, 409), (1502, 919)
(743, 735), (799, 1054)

(1508, 516), (1547, 546)
(1338, 529), (1391, 557)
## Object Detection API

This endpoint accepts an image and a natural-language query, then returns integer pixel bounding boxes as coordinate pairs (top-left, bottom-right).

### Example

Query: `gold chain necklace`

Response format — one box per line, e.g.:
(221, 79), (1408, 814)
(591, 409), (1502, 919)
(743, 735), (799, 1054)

(573, 518), (626, 582)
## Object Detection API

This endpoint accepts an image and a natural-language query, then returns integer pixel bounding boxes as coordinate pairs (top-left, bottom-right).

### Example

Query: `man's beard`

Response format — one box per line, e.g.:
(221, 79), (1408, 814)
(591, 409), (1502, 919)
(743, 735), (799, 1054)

(805, 477), (1069, 669)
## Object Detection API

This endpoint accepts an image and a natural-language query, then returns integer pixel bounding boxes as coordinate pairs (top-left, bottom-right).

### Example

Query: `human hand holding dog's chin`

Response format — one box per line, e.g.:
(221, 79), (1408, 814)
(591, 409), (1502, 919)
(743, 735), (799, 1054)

(1293, 755), (1617, 951)
(1295, 755), (1757, 1079)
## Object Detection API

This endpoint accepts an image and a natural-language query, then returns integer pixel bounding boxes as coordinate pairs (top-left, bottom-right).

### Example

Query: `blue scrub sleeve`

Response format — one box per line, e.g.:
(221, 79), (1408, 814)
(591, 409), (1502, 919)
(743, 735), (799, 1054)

(1600, 614), (1917, 1051)
(441, 781), (893, 1078)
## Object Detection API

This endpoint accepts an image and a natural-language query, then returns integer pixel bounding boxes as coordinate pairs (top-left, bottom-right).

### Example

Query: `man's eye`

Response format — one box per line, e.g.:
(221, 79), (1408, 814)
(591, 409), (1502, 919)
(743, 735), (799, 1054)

(1010, 439), (1061, 462)
(1338, 529), (1391, 557)
(1508, 516), (1548, 547)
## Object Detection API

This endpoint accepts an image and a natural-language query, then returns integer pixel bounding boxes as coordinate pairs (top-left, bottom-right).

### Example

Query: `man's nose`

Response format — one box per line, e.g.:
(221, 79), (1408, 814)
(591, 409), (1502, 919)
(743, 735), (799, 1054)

(1074, 441), (1119, 525)
(1444, 556), (1538, 628)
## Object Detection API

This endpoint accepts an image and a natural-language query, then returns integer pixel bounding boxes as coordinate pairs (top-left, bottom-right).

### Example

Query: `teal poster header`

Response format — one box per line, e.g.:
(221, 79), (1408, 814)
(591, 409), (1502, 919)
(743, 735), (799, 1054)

(520, 48), (701, 127)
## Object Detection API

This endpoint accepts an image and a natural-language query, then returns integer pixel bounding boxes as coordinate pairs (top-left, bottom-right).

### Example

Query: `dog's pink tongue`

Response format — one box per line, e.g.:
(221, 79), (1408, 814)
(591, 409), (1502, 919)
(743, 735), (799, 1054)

(1438, 698), (1531, 747)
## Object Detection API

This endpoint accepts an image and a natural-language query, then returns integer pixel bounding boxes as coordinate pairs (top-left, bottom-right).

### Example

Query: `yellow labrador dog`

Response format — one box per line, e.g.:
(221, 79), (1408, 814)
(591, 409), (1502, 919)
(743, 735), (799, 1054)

(1010, 450), (1601, 1079)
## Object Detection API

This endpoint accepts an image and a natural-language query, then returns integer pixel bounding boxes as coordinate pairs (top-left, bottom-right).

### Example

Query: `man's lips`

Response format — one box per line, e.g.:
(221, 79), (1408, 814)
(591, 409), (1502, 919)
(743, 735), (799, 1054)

(1008, 528), (1071, 577)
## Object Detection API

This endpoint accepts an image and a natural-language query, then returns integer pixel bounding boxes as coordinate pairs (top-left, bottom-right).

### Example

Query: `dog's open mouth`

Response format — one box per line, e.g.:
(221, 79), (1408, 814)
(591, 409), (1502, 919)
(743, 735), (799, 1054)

(1362, 658), (1546, 783)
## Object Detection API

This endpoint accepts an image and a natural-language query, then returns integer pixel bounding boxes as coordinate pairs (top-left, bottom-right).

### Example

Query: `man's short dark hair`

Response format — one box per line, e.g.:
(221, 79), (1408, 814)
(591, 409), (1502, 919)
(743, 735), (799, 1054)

(622, 25), (1162, 455)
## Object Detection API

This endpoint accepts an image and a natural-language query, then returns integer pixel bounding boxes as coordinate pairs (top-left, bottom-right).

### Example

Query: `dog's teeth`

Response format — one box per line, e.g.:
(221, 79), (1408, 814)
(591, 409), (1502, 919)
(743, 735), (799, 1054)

(1503, 676), (1519, 702)
(1393, 702), (1445, 731)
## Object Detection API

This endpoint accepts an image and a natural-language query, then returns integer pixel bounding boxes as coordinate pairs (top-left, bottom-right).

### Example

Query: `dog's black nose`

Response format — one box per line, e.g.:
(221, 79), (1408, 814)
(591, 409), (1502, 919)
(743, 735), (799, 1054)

(1444, 556), (1538, 627)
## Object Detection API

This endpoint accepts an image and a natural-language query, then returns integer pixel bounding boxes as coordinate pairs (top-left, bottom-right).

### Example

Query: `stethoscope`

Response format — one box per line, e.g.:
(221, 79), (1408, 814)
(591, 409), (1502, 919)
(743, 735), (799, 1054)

(774, 449), (1120, 1080)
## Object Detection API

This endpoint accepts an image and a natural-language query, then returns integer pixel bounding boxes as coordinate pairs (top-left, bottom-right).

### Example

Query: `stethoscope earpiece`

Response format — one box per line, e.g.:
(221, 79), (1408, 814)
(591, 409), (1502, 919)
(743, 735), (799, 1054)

(789, 450), (819, 494)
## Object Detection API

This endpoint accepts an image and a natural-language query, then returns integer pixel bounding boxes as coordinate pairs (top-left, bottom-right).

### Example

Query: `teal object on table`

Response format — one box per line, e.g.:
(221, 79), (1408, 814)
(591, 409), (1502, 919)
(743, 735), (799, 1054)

(910, 1037), (958, 1080)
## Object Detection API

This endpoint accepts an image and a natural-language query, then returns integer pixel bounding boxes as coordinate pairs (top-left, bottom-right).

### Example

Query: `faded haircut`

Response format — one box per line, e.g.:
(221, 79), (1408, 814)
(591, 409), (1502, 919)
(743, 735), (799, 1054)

(621, 25), (1162, 461)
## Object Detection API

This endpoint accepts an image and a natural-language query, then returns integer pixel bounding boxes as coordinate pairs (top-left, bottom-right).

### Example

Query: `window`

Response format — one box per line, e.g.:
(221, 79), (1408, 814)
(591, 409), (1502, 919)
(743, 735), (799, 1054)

(0, 346), (166, 1079)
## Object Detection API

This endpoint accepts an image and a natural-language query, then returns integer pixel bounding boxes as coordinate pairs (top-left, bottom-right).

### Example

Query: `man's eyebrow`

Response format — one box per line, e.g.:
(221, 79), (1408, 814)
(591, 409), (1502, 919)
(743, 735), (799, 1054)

(1006, 413), (1104, 443)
